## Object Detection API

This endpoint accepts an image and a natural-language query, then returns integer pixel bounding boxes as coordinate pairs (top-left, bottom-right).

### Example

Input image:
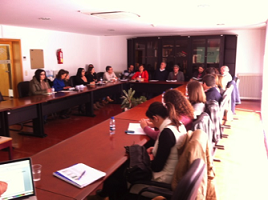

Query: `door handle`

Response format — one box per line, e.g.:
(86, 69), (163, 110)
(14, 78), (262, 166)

(5, 71), (10, 73)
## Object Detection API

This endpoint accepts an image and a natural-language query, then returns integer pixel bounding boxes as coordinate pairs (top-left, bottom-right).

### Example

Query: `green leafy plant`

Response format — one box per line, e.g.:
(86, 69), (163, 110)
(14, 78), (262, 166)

(121, 88), (147, 109)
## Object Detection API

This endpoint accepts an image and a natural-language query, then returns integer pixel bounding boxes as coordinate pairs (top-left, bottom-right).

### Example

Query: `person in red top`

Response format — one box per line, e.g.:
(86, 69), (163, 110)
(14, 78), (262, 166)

(131, 65), (149, 81)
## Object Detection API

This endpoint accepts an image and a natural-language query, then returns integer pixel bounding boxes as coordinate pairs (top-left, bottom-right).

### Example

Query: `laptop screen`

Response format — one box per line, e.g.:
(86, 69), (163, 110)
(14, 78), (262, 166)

(0, 158), (35, 200)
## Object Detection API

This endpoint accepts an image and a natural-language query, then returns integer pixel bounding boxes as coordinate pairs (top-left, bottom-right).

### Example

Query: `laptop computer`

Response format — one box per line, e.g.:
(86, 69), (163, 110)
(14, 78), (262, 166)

(0, 158), (37, 200)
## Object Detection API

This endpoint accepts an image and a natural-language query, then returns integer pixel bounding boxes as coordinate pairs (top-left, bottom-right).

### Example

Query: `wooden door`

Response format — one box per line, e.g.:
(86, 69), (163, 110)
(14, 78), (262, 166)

(0, 43), (12, 96)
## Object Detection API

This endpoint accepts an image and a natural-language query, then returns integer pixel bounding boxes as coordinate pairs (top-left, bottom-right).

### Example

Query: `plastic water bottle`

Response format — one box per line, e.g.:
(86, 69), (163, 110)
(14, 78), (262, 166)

(138, 75), (141, 82)
(162, 91), (165, 105)
(100, 78), (103, 84)
(109, 116), (115, 135)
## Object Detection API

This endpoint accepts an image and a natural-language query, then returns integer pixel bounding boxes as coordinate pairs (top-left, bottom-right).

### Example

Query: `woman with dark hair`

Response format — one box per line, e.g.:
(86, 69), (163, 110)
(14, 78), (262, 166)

(86, 64), (97, 84)
(75, 68), (89, 85)
(53, 69), (70, 92)
(140, 89), (194, 140)
(29, 69), (51, 95)
(88, 102), (186, 200)
(131, 64), (149, 81)
(187, 80), (206, 117)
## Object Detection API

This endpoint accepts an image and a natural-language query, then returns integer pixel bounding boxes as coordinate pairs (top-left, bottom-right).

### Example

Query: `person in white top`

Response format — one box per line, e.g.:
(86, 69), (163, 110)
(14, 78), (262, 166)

(103, 66), (117, 82)
(219, 65), (232, 90)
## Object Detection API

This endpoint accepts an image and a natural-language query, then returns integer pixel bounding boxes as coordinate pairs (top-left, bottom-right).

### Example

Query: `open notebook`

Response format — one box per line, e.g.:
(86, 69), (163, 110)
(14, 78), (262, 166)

(53, 163), (106, 188)
(0, 158), (37, 200)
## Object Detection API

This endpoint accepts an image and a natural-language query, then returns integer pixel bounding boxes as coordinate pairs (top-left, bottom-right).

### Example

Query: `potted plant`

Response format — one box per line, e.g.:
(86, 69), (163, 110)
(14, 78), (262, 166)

(121, 88), (147, 110)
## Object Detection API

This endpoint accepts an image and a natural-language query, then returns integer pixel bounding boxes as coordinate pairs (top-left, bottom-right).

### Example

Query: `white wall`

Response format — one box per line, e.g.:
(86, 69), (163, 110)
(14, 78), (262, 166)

(235, 29), (265, 74)
(1, 25), (100, 80)
(99, 36), (127, 73)
(0, 25), (265, 80)
(262, 23), (268, 134)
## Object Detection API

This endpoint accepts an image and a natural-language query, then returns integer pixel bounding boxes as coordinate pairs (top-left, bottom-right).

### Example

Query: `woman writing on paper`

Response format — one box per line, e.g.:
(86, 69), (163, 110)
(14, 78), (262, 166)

(87, 102), (186, 200)
(53, 69), (71, 91)
(140, 89), (194, 140)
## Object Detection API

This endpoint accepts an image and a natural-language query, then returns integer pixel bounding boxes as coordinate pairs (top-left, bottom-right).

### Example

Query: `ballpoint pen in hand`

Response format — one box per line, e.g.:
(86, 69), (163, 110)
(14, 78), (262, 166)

(77, 170), (86, 180)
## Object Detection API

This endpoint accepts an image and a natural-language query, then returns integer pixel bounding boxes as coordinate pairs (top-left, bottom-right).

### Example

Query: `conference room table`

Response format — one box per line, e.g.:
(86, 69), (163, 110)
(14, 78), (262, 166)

(31, 118), (149, 200)
(30, 82), (188, 199)
(0, 82), (123, 137)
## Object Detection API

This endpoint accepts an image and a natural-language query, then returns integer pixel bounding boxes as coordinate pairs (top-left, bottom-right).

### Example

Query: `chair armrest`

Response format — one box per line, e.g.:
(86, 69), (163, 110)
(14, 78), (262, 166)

(138, 186), (173, 200)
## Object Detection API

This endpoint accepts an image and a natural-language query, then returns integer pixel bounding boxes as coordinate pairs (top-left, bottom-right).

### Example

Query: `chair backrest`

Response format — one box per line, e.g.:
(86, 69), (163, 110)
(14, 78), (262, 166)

(17, 81), (30, 98)
(171, 158), (205, 200)
(219, 84), (234, 119)
(96, 72), (104, 81)
(0, 92), (4, 101)
(192, 112), (213, 145)
(205, 100), (222, 143)
(69, 76), (76, 87)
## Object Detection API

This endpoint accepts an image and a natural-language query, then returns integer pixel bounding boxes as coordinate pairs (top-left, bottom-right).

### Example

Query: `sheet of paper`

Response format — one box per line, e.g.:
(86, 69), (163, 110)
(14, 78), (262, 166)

(127, 123), (146, 135)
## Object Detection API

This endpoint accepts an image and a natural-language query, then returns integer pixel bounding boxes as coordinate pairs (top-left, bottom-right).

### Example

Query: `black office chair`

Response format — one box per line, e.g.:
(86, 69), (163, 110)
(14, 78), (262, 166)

(0, 92), (4, 102)
(17, 81), (30, 98)
(10, 81), (32, 132)
(136, 159), (205, 200)
(69, 75), (76, 87)
(96, 72), (104, 81)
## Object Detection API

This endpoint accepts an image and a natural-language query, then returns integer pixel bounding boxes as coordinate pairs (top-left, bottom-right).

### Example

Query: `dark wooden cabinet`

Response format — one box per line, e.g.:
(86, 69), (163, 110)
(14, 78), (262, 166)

(127, 35), (237, 80)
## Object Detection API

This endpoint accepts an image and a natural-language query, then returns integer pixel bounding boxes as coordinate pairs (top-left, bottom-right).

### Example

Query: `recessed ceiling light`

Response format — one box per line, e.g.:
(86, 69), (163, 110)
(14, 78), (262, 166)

(79, 11), (140, 20)
(38, 17), (50, 20)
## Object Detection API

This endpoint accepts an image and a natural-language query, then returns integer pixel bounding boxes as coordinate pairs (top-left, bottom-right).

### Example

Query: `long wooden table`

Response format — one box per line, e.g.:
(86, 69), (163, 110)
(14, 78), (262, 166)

(31, 118), (149, 200)
(0, 82), (123, 137)
(29, 82), (187, 199)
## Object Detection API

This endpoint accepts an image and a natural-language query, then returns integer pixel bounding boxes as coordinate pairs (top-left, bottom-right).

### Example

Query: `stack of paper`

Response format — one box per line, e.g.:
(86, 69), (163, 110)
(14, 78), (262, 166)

(53, 163), (106, 188)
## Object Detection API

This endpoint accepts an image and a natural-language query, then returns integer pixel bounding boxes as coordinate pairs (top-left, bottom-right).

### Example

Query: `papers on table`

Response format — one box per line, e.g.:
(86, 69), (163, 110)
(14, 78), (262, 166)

(149, 80), (159, 82)
(166, 80), (177, 82)
(53, 163), (106, 188)
(126, 123), (146, 135)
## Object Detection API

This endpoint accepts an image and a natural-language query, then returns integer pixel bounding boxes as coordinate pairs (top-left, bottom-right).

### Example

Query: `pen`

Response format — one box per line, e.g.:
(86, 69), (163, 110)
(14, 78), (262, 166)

(125, 130), (135, 133)
(77, 170), (86, 180)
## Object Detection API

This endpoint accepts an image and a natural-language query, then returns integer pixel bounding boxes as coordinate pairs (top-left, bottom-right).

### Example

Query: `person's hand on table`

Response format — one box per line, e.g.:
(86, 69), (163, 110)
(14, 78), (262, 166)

(0, 181), (7, 196)
(147, 147), (154, 161)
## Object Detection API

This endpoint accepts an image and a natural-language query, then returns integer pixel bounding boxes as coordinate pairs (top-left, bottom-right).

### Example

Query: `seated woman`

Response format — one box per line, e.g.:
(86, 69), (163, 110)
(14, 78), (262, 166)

(187, 80), (206, 118)
(140, 89), (194, 140)
(53, 69), (71, 91)
(75, 68), (89, 85)
(167, 65), (184, 81)
(88, 102), (186, 200)
(63, 70), (72, 87)
(131, 64), (149, 81)
(29, 69), (51, 95)
(103, 66), (117, 82)
(86, 64), (97, 84)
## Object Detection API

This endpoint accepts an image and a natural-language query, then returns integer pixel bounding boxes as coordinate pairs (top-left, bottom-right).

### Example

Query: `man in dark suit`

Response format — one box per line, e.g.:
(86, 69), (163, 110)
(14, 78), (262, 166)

(202, 74), (222, 103)
(154, 62), (169, 81)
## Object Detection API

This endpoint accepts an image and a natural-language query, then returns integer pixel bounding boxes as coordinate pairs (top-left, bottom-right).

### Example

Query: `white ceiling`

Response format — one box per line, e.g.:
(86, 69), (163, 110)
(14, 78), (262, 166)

(0, 0), (267, 36)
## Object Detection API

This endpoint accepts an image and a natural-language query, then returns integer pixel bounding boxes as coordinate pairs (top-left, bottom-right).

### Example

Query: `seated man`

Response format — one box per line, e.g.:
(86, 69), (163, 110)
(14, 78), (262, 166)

(154, 62), (169, 81)
(219, 65), (232, 90)
(202, 74), (222, 103)
(103, 66), (117, 82)
(121, 64), (135, 80)
(167, 65), (184, 81)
